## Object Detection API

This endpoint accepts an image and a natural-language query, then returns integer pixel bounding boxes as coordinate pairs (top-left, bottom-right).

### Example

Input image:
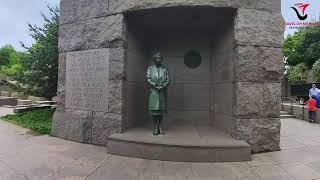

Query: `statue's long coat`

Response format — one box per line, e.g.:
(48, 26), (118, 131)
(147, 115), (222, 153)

(146, 65), (170, 113)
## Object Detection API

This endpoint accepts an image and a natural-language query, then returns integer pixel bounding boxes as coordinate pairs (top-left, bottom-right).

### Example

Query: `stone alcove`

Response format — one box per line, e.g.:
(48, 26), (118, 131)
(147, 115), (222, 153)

(125, 7), (236, 132)
(52, 0), (284, 154)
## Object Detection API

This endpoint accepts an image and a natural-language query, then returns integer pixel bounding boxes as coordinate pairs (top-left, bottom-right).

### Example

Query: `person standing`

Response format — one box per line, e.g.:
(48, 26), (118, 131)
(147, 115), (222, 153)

(146, 52), (170, 135)
(309, 84), (320, 108)
(304, 95), (317, 123)
(309, 84), (320, 98)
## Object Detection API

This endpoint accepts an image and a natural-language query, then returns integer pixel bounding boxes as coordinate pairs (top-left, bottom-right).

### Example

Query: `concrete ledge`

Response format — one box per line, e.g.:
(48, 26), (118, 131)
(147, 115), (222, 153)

(108, 127), (251, 162)
(282, 103), (320, 123)
(0, 97), (17, 106)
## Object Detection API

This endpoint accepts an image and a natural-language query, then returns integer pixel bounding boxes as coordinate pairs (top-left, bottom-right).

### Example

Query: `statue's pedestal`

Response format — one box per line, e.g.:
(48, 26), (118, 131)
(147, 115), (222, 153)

(108, 126), (251, 162)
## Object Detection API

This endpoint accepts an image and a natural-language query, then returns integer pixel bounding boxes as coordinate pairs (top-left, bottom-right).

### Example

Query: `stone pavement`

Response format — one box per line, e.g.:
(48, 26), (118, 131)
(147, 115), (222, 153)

(1, 108), (320, 179)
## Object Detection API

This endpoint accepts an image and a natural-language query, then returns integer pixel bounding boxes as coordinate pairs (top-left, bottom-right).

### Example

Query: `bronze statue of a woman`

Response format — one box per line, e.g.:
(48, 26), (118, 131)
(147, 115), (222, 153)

(146, 53), (170, 135)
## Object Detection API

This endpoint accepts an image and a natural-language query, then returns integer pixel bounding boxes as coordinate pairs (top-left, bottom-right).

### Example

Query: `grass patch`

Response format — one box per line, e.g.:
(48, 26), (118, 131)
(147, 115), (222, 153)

(2, 108), (55, 134)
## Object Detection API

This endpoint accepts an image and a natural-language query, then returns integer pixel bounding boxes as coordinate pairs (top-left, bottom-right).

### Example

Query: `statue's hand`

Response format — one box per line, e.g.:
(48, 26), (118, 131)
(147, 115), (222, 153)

(155, 86), (162, 91)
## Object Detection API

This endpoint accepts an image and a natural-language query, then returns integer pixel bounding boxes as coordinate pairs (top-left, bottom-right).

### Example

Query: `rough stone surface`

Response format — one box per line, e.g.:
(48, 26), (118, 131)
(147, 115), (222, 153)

(51, 108), (93, 143)
(234, 45), (259, 82)
(234, 82), (264, 118)
(234, 82), (281, 118)
(109, 47), (126, 80)
(59, 14), (125, 53)
(59, 0), (281, 24)
(256, 0), (281, 13)
(232, 118), (281, 153)
(109, 0), (281, 13)
(108, 80), (124, 114)
(75, 0), (110, 21)
(59, 0), (76, 25)
(235, 9), (285, 47)
(259, 47), (284, 82)
(262, 83), (281, 118)
(57, 53), (66, 96)
(92, 112), (122, 145)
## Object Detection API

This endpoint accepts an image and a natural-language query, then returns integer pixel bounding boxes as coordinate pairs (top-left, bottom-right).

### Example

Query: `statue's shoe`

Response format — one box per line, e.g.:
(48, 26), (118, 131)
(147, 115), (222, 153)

(158, 127), (165, 135)
(153, 128), (159, 136)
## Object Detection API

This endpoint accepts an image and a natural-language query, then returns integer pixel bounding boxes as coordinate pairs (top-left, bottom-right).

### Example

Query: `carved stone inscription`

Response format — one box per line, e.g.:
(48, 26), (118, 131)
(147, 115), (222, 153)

(66, 49), (110, 112)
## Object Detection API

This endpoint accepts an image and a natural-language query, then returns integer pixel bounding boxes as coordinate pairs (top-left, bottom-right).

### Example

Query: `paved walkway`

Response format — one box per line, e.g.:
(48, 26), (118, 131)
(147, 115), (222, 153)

(1, 108), (320, 179)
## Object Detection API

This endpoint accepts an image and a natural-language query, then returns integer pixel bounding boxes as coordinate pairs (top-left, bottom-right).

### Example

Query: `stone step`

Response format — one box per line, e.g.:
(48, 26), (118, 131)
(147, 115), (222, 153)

(280, 111), (289, 115)
(280, 114), (295, 119)
(17, 100), (33, 106)
(108, 126), (251, 162)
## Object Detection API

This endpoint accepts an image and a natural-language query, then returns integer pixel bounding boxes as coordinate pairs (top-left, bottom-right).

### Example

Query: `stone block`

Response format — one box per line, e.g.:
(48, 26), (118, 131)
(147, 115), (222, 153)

(234, 82), (281, 118)
(92, 112), (122, 145)
(234, 45), (259, 82)
(109, 47), (126, 80)
(65, 49), (109, 112)
(234, 82), (263, 118)
(232, 118), (281, 153)
(51, 108), (93, 143)
(60, 0), (76, 25)
(17, 100), (32, 106)
(0, 97), (17, 106)
(259, 47), (284, 82)
(58, 53), (66, 94)
(108, 80), (124, 114)
(235, 9), (285, 47)
(28, 96), (47, 102)
(262, 83), (281, 118)
(256, 0), (281, 13)
(59, 14), (125, 53)
(75, 0), (109, 21)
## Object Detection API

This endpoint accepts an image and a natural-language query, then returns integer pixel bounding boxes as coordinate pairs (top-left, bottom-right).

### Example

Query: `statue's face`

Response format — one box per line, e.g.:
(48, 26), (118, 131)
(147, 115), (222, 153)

(154, 55), (162, 65)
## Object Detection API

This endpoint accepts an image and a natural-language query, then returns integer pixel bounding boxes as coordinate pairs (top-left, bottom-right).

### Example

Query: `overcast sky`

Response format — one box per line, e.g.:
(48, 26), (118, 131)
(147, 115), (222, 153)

(0, 0), (319, 51)
(0, 0), (60, 50)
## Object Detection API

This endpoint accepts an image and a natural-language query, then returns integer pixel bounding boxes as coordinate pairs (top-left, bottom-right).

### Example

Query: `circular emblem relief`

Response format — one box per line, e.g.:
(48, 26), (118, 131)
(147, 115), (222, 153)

(184, 50), (202, 69)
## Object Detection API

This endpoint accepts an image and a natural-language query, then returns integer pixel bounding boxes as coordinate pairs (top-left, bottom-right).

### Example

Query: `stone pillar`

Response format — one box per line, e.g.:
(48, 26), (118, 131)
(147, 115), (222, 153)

(51, 0), (127, 145)
(232, 8), (285, 153)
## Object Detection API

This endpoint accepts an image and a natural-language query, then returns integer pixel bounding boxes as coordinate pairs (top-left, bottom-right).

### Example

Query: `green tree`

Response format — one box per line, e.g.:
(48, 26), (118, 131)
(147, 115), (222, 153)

(287, 63), (308, 84)
(312, 59), (320, 81)
(0, 45), (16, 66)
(283, 26), (320, 68)
(0, 51), (24, 76)
(17, 6), (59, 99)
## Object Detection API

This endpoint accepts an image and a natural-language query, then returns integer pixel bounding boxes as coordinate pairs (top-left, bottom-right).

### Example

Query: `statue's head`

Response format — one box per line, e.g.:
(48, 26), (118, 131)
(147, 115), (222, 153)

(153, 52), (163, 66)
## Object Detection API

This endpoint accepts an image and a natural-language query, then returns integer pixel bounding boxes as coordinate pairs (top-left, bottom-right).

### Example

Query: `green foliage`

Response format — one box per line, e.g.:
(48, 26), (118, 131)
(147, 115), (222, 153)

(0, 45), (15, 66)
(17, 6), (59, 99)
(0, 45), (24, 76)
(312, 59), (320, 81)
(287, 63), (308, 84)
(2, 108), (55, 134)
(283, 26), (320, 68)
